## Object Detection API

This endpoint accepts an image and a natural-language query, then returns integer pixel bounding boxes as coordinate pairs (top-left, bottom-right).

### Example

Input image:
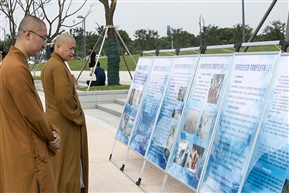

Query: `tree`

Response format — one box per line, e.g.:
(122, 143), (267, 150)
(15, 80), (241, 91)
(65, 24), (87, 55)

(133, 29), (160, 52)
(171, 28), (197, 49)
(217, 28), (234, 45)
(0, 0), (19, 45)
(99, 0), (120, 85)
(260, 20), (286, 41)
(232, 24), (253, 43)
(158, 37), (171, 50)
(0, 0), (90, 46)
(38, 0), (90, 43)
(200, 25), (220, 46)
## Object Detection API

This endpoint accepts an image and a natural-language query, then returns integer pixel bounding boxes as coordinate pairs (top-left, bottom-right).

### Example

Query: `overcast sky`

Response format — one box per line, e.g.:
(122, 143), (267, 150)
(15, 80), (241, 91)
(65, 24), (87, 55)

(69, 0), (288, 39)
(1, 0), (288, 41)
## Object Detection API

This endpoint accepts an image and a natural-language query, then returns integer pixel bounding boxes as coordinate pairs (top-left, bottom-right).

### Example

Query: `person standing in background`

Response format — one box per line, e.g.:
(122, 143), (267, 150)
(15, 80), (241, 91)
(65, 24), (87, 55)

(0, 15), (61, 193)
(41, 33), (89, 193)
(88, 47), (96, 76)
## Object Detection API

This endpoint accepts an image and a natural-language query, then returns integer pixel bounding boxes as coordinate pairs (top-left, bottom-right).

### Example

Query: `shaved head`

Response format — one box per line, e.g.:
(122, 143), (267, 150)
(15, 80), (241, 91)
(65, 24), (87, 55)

(18, 15), (46, 38)
(14, 15), (47, 58)
(54, 33), (76, 61)
(55, 33), (75, 47)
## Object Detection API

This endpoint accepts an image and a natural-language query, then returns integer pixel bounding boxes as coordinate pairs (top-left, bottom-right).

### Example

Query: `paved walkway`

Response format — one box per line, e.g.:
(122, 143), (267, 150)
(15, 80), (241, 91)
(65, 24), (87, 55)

(37, 70), (194, 193)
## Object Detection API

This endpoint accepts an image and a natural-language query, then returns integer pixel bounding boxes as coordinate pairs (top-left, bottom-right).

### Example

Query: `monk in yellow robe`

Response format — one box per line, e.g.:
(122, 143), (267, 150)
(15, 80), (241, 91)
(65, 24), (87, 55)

(0, 16), (61, 192)
(41, 33), (89, 193)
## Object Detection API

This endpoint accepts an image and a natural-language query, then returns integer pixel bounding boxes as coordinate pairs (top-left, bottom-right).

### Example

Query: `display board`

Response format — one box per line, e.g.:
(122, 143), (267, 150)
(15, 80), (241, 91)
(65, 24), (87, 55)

(112, 49), (288, 193)
(199, 52), (280, 193)
(167, 54), (233, 189)
(115, 57), (154, 145)
(128, 57), (174, 156)
(146, 55), (199, 170)
(240, 53), (289, 193)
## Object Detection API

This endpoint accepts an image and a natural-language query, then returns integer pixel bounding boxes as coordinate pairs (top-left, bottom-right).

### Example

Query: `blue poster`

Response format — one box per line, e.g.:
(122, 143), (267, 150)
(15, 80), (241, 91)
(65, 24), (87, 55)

(115, 57), (154, 145)
(199, 52), (279, 193)
(241, 54), (289, 193)
(146, 55), (199, 170)
(128, 57), (174, 156)
(167, 54), (233, 190)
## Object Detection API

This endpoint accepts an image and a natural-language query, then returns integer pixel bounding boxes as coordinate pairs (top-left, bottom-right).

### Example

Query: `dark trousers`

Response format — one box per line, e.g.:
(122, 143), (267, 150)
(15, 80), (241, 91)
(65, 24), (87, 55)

(86, 80), (105, 86)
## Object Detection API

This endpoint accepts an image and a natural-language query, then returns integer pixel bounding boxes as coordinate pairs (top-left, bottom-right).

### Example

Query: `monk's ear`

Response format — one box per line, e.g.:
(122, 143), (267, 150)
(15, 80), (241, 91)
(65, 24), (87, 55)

(23, 30), (31, 41)
(55, 44), (61, 50)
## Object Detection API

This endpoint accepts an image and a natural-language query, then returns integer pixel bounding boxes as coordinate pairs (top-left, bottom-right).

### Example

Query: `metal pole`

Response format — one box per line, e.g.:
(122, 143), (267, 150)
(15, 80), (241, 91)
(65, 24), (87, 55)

(81, 21), (84, 59)
(171, 35), (173, 49)
(83, 17), (86, 62)
(285, 12), (289, 41)
(243, 0), (277, 51)
(242, 0), (245, 42)
(77, 15), (86, 60)
(199, 14), (202, 46)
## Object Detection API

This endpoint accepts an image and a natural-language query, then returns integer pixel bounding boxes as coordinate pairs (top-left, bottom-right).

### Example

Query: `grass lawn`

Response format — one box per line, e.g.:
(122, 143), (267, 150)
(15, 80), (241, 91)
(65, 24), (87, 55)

(31, 54), (139, 72)
(34, 75), (130, 91)
(31, 45), (283, 71)
(78, 84), (130, 91)
(32, 45), (283, 91)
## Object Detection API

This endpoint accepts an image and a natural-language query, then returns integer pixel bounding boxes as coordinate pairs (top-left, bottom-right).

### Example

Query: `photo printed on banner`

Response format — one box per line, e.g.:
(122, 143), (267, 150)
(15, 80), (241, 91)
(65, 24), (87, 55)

(146, 56), (199, 170)
(200, 52), (279, 193)
(167, 54), (233, 190)
(115, 57), (153, 145)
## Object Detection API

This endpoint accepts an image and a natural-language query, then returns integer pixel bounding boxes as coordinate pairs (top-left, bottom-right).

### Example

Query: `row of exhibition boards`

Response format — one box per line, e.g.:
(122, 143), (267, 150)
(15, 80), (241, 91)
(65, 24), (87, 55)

(110, 42), (289, 193)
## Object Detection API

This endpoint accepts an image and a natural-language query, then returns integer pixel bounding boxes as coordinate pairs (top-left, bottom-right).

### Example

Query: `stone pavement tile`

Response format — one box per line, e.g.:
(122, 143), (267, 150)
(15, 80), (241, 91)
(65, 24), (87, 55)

(86, 111), (144, 193)
(86, 111), (194, 193)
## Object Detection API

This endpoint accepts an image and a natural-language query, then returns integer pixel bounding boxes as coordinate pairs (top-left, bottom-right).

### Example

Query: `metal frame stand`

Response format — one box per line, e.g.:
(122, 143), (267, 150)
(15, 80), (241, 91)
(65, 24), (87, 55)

(76, 25), (137, 91)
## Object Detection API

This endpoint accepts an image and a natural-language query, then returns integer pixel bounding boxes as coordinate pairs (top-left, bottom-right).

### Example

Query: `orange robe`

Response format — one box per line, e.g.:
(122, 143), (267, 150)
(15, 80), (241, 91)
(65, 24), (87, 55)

(41, 52), (88, 193)
(0, 46), (58, 192)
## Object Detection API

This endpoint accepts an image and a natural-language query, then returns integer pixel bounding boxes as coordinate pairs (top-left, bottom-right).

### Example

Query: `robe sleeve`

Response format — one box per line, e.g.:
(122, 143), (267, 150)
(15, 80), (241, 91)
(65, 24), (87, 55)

(9, 65), (55, 142)
(52, 63), (85, 125)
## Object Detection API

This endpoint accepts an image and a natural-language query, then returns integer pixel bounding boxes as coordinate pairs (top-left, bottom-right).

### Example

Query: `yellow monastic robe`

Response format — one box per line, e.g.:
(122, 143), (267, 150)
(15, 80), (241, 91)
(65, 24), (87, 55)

(41, 52), (89, 193)
(0, 46), (57, 192)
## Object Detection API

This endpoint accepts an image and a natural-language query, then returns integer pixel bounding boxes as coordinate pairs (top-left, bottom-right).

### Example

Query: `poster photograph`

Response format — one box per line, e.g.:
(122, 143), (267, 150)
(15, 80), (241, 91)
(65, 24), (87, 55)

(115, 57), (154, 145)
(199, 52), (280, 193)
(145, 56), (199, 170)
(174, 139), (191, 167)
(118, 114), (134, 137)
(207, 74), (225, 104)
(183, 108), (201, 135)
(177, 86), (187, 102)
(167, 54), (233, 190)
(186, 144), (205, 174)
(196, 111), (214, 140)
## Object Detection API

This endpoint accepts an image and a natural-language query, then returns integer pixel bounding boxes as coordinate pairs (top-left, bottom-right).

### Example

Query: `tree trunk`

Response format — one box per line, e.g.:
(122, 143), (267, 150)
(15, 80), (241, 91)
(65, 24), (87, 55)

(107, 38), (120, 85)
(100, 0), (120, 85)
